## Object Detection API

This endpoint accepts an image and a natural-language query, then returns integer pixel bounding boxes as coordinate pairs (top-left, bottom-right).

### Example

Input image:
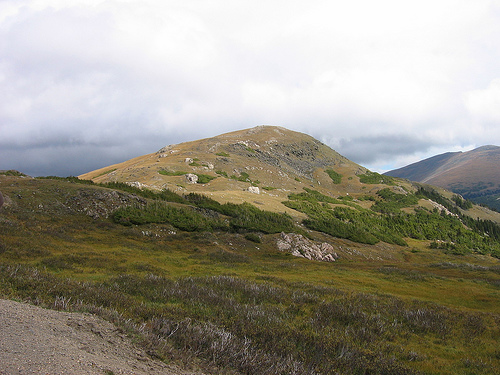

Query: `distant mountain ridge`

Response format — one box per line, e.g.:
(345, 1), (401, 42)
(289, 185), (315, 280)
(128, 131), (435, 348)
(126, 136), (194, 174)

(385, 145), (500, 210)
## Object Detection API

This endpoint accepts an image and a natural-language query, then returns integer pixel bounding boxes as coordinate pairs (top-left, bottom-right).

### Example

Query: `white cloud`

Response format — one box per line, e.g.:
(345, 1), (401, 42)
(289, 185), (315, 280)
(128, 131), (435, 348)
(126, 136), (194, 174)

(1, 0), (500, 175)
(465, 78), (500, 122)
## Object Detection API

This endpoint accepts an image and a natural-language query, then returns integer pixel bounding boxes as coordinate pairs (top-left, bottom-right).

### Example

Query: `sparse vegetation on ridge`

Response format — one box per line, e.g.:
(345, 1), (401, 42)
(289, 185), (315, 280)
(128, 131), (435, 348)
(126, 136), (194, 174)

(0, 169), (28, 177)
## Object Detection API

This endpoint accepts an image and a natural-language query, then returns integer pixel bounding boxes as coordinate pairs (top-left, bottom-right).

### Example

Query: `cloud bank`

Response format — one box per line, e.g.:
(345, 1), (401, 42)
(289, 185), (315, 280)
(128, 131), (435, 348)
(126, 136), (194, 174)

(1, 0), (500, 176)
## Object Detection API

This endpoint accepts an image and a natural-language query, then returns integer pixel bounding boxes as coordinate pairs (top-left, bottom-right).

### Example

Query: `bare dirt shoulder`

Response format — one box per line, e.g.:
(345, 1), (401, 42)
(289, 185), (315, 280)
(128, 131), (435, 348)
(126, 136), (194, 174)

(0, 299), (201, 375)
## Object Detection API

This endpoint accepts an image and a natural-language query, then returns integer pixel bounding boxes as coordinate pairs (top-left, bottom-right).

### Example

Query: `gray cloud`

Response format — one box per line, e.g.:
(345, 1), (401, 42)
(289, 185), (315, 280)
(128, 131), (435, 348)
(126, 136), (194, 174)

(1, 1), (500, 176)
(332, 135), (436, 166)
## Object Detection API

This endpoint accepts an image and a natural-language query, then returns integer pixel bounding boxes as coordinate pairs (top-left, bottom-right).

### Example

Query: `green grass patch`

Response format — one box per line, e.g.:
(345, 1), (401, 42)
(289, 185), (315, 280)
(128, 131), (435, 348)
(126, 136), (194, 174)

(230, 172), (251, 183)
(325, 169), (342, 184)
(158, 169), (187, 176)
(359, 171), (395, 185)
(195, 174), (216, 184)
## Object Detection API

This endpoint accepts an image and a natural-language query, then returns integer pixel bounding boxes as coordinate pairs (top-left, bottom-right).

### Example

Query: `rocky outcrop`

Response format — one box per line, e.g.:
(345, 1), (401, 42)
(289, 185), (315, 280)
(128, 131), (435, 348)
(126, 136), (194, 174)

(247, 186), (260, 194)
(126, 181), (148, 189)
(66, 189), (146, 219)
(277, 232), (338, 262)
(185, 174), (198, 184)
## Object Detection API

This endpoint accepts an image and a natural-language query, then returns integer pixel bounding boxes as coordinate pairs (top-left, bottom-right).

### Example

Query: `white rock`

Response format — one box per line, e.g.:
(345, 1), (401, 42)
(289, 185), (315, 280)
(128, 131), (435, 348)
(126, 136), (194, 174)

(276, 232), (338, 262)
(247, 186), (260, 194)
(185, 173), (198, 184)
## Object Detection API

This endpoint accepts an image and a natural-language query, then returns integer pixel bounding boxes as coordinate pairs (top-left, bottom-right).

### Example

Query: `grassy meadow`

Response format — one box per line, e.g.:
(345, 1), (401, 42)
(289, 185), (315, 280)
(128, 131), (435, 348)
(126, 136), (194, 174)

(0, 175), (499, 374)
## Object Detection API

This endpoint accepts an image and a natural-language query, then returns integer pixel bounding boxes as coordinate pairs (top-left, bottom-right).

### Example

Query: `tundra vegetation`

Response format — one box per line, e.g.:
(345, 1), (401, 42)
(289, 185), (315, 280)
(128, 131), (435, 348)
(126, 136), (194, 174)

(0, 175), (499, 375)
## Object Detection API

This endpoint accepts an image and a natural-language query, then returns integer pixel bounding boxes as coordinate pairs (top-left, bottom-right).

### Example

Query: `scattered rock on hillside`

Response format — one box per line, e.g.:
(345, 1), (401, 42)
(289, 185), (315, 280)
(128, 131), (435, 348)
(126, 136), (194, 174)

(127, 181), (148, 189)
(66, 189), (146, 219)
(185, 173), (198, 184)
(247, 186), (260, 194)
(277, 232), (338, 262)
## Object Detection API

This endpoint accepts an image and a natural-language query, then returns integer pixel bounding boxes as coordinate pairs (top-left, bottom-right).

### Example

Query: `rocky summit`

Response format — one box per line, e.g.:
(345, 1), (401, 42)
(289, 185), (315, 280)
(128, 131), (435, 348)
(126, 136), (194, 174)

(80, 126), (369, 214)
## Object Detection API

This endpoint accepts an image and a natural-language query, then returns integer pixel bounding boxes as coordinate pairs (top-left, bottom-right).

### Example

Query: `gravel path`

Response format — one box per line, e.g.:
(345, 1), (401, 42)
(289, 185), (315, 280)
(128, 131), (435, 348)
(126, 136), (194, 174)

(0, 299), (201, 375)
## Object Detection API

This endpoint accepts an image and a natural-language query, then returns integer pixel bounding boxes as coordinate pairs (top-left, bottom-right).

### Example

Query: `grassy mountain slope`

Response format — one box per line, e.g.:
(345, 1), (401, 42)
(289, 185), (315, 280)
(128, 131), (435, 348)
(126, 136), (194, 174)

(2, 127), (500, 374)
(385, 145), (500, 211)
(79, 126), (369, 214)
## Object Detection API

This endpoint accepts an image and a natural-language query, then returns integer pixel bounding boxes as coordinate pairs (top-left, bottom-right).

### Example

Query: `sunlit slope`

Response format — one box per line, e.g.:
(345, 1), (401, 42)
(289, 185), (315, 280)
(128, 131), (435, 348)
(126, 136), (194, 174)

(386, 145), (500, 210)
(79, 125), (395, 212)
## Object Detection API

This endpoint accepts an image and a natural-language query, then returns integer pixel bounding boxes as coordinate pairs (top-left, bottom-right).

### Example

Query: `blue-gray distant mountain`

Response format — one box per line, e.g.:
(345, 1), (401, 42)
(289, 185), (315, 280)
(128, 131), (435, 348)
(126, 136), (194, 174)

(385, 145), (500, 211)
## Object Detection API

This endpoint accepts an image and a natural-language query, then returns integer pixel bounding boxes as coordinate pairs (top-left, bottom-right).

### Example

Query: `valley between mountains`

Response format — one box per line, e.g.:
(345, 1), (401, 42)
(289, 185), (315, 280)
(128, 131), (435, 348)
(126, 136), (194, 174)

(1, 126), (500, 375)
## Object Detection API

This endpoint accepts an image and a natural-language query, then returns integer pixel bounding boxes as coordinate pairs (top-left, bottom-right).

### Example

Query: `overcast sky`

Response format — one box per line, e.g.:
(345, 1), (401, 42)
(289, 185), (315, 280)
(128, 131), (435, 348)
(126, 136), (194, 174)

(1, 0), (500, 177)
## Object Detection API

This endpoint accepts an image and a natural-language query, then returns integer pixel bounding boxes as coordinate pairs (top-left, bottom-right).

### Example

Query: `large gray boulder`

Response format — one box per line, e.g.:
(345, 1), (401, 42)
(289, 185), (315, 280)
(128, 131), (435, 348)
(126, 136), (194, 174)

(277, 232), (338, 262)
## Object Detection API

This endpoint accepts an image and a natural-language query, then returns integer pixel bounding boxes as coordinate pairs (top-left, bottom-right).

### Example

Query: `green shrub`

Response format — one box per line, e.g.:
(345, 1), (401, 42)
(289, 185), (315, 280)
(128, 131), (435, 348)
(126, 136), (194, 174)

(158, 169), (186, 176)
(215, 170), (228, 177)
(112, 202), (225, 231)
(245, 233), (262, 243)
(358, 171), (395, 185)
(371, 188), (419, 213)
(195, 174), (216, 184)
(325, 169), (342, 184)
(452, 194), (473, 210)
(2, 170), (28, 177)
(230, 172), (251, 183)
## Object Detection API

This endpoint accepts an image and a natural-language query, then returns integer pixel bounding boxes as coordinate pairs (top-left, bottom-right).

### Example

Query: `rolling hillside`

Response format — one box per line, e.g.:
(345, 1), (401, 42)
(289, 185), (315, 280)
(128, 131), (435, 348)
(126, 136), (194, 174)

(385, 145), (500, 211)
(80, 125), (369, 215)
(1, 126), (500, 374)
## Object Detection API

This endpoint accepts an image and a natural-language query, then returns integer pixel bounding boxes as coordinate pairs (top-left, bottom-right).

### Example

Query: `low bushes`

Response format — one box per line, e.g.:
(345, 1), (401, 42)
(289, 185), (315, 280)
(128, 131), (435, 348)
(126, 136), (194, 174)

(113, 194), (296, 234)
(2, 266), (498, 374)
(325, 169), (342, 184)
